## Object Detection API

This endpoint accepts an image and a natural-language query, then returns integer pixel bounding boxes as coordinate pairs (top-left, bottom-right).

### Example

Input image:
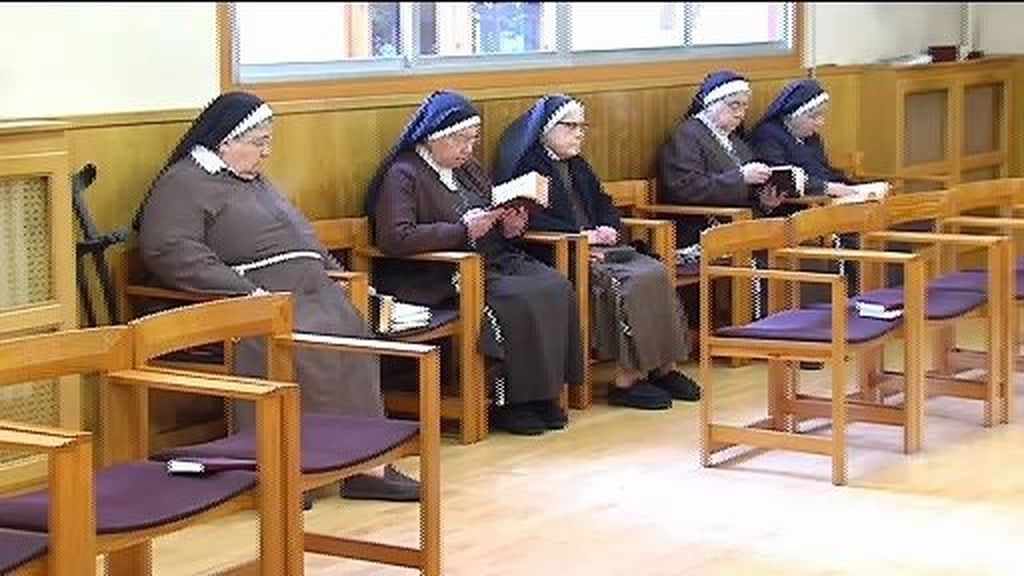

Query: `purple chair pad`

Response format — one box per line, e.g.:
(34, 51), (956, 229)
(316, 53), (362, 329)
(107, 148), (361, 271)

(152, 414), (419, 475)
(807, 287), (986, 320)
(715, 308), (898, 344)
(930, 270), (1024, 299)
(0, 461), (255, 535)
(0, 531), (47, 573)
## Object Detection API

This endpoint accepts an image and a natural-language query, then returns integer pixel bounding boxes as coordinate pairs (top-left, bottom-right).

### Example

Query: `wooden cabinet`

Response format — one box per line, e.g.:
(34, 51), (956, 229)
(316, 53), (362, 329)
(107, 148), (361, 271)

(858, 57), (1013, 189)
(0, 121), (78, 492)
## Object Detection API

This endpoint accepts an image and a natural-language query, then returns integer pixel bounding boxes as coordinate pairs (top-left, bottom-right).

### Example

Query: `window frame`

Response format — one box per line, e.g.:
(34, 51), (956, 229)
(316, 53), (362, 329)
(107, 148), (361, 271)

(218, 1), (805, 102)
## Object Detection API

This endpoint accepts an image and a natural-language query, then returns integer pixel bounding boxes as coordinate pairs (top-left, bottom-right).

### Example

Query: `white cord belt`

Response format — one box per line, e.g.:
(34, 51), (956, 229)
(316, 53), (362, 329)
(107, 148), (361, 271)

(231, 251), (323, 276)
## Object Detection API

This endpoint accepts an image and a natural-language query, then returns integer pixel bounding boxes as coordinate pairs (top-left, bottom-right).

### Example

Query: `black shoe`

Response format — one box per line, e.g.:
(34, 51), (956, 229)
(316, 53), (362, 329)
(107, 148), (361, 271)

(493, 404), (547, 436)
(530, 400), (568, 430)
(800, 361), (824, 371)
(650, 370), (701, 402)
(303, 494), (314, 511)
(341, 467), (421, 502)
(607, 382), (672, 410)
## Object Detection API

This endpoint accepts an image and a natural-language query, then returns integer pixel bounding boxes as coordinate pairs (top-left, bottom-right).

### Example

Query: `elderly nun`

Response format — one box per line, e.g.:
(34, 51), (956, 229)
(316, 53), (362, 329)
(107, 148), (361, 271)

(366, 90), (583, 437)
(135, 91), (419, 503)
(749, 78), (857, 198)
(494, 94), (699, 410)
(658, 70), (785, 250)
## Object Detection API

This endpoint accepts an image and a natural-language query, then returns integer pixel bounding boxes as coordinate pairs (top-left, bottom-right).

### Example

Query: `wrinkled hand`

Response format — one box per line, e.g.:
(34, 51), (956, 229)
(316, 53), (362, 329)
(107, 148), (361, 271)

(500, 206), (529, 239)
(462, 208), (502, 241)
(741, 162), (772, 185)
(758, 184), (784, 211)
(826, 182), (858, 197)
(595, 225), (619, 245)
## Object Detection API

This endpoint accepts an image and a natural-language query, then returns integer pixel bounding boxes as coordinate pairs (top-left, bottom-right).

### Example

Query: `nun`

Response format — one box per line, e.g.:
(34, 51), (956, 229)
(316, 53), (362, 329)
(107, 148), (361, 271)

(493, 94), (699, 410)
(135, 91), (419, 502)
(658, 71), (783, 323)
(749, 78), (858, 198)
(366, 90), (583, 437)
(750, 78), (861, 330)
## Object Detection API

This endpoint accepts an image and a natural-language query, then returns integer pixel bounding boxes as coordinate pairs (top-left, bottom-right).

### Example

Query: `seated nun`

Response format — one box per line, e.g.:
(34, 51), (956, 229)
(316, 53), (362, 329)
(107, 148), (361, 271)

(134, 91), (419, 502)
(493, 94), (700, 409)
(366, 90), (583, 437)
(658, 70), (784, 250)
(748, 78), (858, 199)
(658, 71), (783, 323)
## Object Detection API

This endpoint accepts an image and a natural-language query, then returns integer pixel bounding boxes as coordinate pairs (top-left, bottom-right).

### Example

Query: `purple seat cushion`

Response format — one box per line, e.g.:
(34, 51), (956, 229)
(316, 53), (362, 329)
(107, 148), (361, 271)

(152, 414), (419, 475)
(0, 531), (47, 573)
(0, 461), (255, 535)
(807, 287), (986, 320)
(930, 270), (1024, 299)
(715, 308), (898, 344)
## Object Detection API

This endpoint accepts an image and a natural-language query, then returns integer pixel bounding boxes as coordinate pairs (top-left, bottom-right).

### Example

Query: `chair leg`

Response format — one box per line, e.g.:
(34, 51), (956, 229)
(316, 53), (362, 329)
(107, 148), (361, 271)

(457, 333), (486, 444)
(830, 354), (848, 487)
(106, 543), (152, 576)
(699, 346), (713, 467)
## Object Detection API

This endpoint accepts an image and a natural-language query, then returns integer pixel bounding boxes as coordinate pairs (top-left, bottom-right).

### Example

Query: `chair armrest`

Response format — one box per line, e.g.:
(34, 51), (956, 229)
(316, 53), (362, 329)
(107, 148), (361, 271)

(520, 232), (574, 275)
(108, 368), (295, 400)
(856, 172), (952, 185)
(636, 204), (753, 220)
(773, 247), (920, 265)
(864, 231), (1003, 247)
(620, 218), (676, 274)
(0, 424), (86, 452)
(354, 246), (480, 265)
(705, 265), (843, 285)
(941, 216), (1024, 230)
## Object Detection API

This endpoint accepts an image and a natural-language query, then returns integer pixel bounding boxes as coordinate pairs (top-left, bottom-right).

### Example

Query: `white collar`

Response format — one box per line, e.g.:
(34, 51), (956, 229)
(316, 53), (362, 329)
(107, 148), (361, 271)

(190, 145), (227, 174)
(544, 145), (565, 162)
(695, 112), (735, 153)
(415, 144), (458, 191)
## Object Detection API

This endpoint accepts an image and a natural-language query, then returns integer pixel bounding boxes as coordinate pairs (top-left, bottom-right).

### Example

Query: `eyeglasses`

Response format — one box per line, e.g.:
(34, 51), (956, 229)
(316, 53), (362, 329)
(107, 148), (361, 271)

(723, 100), (749, 113)
(236, 133), (273, 149)
(557, 121), (590, 132)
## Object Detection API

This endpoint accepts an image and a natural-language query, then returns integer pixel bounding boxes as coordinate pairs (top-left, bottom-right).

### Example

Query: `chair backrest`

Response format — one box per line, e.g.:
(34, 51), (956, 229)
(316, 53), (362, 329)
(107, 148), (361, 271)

(873, 189), (952, 229)
(948, 178), (1021, 214)
(0, 326), (132, 386)
(788, 202), (876, 244)
(830, 150), (864, 176)
(129, 294), (292, 366)
(312, 216), (371, 253)
(701, 217), (789, 261)
(603, 179), (652, 214)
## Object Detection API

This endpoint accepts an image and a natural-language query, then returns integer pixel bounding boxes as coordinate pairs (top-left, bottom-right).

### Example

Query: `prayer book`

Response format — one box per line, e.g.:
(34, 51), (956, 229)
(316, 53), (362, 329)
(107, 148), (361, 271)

(166, 457), (255, 475)
(767, 165), (807, 197)
(371, 293), (432, 334)
(832, 181), (890, 205)
(491, 171), (549, 210)
(854, 301), (903, 321)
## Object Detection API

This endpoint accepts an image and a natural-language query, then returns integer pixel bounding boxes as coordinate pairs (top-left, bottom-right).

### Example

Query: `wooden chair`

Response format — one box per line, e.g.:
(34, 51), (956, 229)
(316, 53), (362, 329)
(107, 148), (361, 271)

(609, 178), (754, 367)
(699, 217), (927, 485)
(110, 240), (373, 451)
(929, 178), (1024, 422)
(0, 325), (296, 575)
(787, 198), (1008, 439)
(0, 422), (95, 575)
(857, 189), (1013, 427)
(312, 216), (490, 442)
(135, 294), (442, 575)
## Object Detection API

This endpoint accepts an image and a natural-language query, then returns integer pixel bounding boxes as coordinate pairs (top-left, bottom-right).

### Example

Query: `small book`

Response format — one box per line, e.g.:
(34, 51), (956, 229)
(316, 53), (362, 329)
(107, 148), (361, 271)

(371, 293), (432, 334)
(854, 301), (903, 320)
(492, 171), (549, 210)
(166, 457), (255, 476)
(832, 181), (891, 205)
(767, 165), (807, 198)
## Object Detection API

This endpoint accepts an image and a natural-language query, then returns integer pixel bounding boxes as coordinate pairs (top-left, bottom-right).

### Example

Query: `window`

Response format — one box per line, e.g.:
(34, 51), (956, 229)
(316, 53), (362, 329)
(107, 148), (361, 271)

(227, 2), (795, 84)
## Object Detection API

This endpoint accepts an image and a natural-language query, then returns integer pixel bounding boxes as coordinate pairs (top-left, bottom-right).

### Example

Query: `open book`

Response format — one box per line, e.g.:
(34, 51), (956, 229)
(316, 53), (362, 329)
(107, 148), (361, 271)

(492, 171), (549, 210)
(767, 165), (807, 197)
(831, 181), (890, 205)
(371, 293), (432, 334)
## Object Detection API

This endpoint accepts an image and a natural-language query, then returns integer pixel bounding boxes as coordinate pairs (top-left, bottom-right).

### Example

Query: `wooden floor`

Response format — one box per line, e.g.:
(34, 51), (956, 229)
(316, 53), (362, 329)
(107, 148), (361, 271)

(147, 319), (1024, 575)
